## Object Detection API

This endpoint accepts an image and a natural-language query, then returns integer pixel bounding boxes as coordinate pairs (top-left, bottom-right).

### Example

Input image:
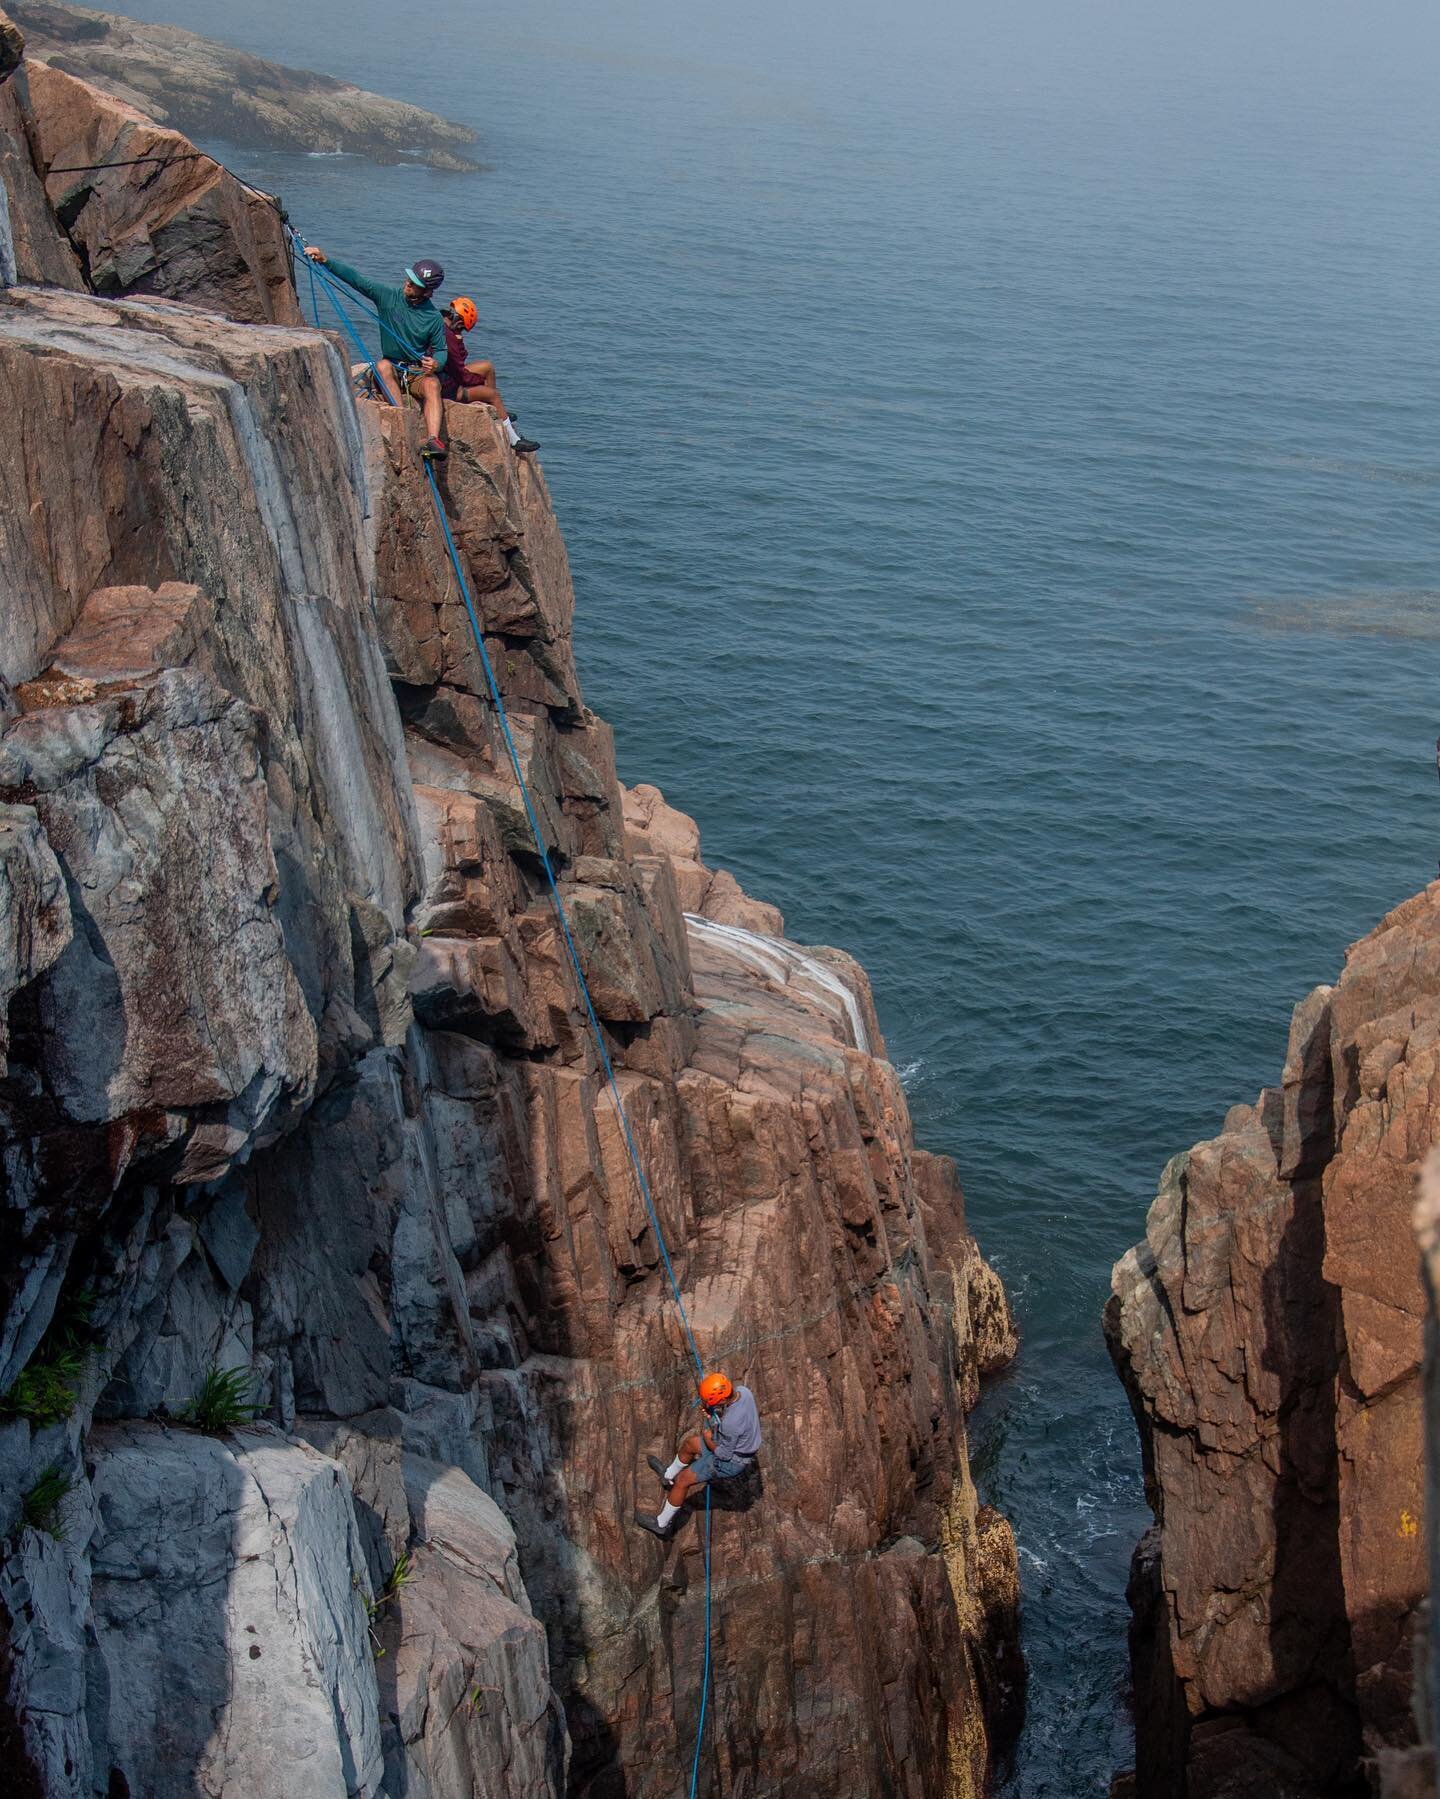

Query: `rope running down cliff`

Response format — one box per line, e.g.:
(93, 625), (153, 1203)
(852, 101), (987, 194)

(37, 132), (720, 1790)
(298, 241), (718, 1799)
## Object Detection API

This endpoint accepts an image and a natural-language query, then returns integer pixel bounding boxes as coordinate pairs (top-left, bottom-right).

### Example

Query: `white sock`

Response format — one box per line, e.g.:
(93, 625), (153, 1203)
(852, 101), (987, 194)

(656, 1500), (680, 1528)
(664, 1457), (685, 1481)
(503, 418), (520, 446)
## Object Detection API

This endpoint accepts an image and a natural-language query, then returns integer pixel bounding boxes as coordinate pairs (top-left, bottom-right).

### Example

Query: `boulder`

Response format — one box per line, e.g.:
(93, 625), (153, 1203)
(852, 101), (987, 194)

(0, 670), (316, 1161)
(4, 55), (296, 317)
(383, 1457), (567, 1796)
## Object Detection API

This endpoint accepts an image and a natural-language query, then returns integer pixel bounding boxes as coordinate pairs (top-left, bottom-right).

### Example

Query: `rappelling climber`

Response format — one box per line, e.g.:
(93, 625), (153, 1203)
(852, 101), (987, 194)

(633, 1371), (761, 1538)
(440, 296), (540, 455)
(303, 245), (451, 458)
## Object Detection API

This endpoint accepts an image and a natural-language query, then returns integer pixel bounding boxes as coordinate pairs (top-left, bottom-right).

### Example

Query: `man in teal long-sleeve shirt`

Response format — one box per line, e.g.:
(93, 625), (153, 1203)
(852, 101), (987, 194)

(305, 246), (451, 456)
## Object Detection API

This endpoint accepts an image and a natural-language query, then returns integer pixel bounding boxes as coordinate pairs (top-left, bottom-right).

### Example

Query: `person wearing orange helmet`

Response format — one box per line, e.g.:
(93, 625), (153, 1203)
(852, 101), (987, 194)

(439, 295), (539, 455)
(633, 1370), (762, 1538)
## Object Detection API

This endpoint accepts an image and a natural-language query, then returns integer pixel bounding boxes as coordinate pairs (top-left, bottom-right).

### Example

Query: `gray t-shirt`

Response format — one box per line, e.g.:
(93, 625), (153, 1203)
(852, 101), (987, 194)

(711, 1385), (762, 1461)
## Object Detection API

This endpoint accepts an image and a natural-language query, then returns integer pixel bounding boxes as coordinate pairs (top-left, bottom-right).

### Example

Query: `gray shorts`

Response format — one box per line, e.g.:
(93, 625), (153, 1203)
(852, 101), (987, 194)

(691, 1445), (749, 1485)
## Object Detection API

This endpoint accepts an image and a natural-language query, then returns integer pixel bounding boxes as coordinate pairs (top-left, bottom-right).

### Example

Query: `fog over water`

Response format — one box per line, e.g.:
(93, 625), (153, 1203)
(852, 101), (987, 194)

(98, 0), (1440, 1787)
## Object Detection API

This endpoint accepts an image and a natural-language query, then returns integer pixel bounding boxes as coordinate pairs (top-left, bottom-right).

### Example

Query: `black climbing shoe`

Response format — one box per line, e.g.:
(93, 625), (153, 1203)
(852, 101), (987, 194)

(632, 1509), (676, 1540)
(421, 435), (448, 459)
(512, 435), (540, 454)
(647, 1454), (674, 1489)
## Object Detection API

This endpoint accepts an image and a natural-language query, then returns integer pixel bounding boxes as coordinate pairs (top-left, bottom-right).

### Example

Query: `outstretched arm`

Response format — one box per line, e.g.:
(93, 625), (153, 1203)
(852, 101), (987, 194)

(312, 250), (385, 305)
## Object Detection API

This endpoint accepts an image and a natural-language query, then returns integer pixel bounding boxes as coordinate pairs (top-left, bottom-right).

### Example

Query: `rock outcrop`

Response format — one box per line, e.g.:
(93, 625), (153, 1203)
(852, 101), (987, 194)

(8, 1), (482, 170)
(0, 6), (297, 319)
(0, 38), (1018, 1799)
(1108, 884), (1440, 1796)
(1382, 1149), (1440, 1799)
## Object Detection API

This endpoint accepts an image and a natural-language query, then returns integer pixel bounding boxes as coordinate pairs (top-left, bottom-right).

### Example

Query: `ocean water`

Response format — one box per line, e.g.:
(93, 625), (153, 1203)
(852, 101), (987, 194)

(94, 2), (1440, 1788)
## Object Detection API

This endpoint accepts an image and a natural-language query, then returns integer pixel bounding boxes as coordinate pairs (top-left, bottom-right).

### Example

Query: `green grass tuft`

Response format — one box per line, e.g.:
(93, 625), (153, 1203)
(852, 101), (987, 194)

(178, 1366), (259, 1434)
(359, 1547), (416, 1657)
(21, 1465), (72, 1539)
(1, 1288), (100, 1428)
(2, 1350), (86, 1428)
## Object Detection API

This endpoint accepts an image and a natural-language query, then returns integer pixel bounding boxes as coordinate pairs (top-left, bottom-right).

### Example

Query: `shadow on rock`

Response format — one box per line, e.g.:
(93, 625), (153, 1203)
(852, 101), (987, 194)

(1255, 1087), (1365, 1795)
(565, 1694), (627, 1799)
(685, 1458), (764, 1517)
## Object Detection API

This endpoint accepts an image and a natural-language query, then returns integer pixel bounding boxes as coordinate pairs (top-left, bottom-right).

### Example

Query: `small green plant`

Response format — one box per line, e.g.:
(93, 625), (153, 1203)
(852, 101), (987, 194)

(2, 1349), (86, 1428)
(1, 1289), (99, 1427)
(385, 1550), (414, 1597)
(178, 1366), (259, 1434)
(21, 1465), (72, 1539)
(359, 1549), (416, 1658)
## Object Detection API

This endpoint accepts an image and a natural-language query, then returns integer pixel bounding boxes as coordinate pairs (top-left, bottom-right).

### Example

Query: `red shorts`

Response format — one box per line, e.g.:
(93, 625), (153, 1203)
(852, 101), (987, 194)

(441, 365), (488, 402)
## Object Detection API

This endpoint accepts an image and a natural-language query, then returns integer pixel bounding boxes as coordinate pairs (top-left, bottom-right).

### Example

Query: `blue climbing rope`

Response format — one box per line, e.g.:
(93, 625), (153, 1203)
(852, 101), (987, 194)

(420, 459), (706, 1381)
(34, 157), (719, 1786)
(692, 1490), (713, 1799)
(297, 245), (717, 1795)
(304, 248), (322, 329)
(300, 242), (704, 1372)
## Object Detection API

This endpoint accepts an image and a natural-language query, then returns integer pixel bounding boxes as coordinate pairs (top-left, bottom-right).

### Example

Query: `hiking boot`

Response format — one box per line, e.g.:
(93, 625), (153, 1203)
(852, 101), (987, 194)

(647, 1454), (674, 1489)
(512, 435), (540, 455)
(421, 436), (448, 459)
(632, 1509), (677, 1540)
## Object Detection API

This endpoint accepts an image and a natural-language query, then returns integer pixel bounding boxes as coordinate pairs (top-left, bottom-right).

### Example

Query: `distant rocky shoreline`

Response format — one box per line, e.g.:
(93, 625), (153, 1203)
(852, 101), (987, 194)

(7, 0), (482, 170)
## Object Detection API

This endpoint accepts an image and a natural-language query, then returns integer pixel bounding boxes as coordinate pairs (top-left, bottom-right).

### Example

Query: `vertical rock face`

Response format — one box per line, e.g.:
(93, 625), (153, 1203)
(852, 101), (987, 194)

(0, 46), (1018, 1799)
(1387, 1149), (1440, 1799)
(1109, 885), (1440, 1796)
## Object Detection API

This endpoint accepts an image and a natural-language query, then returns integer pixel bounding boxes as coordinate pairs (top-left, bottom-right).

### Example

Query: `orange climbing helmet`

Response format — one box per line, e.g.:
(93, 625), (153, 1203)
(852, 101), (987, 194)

(449, 295), (478, 331)
(699, 1372), (733, 1407)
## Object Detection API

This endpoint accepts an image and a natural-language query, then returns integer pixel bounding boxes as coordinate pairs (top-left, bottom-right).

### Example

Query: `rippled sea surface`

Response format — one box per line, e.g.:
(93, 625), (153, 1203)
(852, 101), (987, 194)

(103, 1), (1440, 1786)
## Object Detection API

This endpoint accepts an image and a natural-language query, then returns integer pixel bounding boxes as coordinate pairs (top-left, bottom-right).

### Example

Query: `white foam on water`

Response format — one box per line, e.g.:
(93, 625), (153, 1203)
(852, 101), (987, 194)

(684, 914), (870, 1054)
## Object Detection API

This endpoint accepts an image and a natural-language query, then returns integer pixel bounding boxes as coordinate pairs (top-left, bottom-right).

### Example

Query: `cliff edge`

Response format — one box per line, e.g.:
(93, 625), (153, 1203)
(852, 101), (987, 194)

(1108, 883), (1440, 1795)
(0, 19), (1020, 1797)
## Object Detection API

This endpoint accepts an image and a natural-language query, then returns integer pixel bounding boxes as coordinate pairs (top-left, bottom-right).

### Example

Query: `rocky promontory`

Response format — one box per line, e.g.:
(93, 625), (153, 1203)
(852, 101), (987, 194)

(0, 15), (1019, 1796)
(7, 0), (482, 170)
(1109, 885), (1440, 1795)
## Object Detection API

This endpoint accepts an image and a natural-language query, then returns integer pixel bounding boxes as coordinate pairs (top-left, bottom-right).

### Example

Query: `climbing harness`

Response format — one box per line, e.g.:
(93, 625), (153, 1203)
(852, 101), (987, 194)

(299, 241), (717, 1799)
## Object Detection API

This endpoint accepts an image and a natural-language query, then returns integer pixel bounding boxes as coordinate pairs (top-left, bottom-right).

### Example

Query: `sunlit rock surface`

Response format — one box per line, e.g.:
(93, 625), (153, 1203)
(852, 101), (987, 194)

(1110, 885), (1440, 1795)
(0, 41), (1018, 1799)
